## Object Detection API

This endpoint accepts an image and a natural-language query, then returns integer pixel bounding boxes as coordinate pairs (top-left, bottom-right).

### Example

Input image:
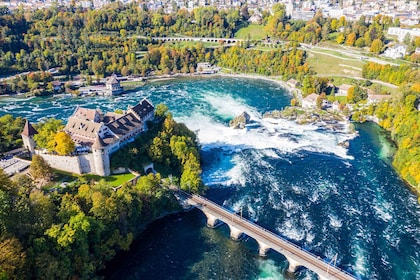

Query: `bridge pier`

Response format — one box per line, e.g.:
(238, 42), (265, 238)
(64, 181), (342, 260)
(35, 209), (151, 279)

(286, 256), (302, 273)
(203, 212), (221, 228)
(228, 225), (244, 240)
(257, 241), (271, 257)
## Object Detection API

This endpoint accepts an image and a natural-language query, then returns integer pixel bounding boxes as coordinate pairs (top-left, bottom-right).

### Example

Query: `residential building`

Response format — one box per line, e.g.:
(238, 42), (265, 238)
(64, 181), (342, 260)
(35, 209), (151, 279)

(105, 74), (124, 95)
(302, 93), (319, 109)
(287, 79), (301, 88)
(383, 44), (407, 59)
(388, 27), (420, 42)
(196, 62), (219, 74)
(367, 94), (392, 104)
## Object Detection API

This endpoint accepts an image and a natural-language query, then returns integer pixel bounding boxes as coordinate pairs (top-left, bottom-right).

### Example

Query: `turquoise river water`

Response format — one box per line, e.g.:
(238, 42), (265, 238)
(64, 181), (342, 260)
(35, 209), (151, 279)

(0, 77), (419, 280)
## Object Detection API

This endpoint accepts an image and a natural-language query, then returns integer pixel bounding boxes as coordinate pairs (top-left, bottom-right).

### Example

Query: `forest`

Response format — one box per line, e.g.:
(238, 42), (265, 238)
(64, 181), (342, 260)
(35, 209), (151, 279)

(0, 3), (408, 81)
(0, 107), (203, 278)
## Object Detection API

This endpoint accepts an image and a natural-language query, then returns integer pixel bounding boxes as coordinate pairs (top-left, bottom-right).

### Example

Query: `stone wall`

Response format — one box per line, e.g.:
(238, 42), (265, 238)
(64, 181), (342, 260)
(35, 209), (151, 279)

(37, 152), (82, 174)
(79, 154), (95, 174)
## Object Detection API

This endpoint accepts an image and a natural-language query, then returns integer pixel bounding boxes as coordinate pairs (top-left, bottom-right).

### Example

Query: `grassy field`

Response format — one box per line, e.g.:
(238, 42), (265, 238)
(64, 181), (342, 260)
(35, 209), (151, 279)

(121, 80), (146, 90)
(82, 173), (136, 187)
(45, 171), (136, 191)
(310, 48), (355, 59)
(235, 24), (268, 40)
(306, 51), (365, 77)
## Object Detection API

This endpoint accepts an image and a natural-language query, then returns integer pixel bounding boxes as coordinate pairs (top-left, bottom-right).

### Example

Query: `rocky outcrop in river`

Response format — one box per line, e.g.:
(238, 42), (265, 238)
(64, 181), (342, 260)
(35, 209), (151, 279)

(263, 107), (353, 133)
(229, 111), (251, 129)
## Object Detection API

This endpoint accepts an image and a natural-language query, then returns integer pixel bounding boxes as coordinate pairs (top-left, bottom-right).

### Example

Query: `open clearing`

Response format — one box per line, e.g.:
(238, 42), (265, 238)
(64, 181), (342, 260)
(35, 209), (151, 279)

(235, 24), (268, 40)
(306, 51), (365, 77)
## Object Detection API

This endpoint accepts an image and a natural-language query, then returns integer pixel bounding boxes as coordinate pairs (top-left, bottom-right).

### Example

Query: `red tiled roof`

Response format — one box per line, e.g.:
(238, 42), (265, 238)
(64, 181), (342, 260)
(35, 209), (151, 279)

(21, 120), (38, 137)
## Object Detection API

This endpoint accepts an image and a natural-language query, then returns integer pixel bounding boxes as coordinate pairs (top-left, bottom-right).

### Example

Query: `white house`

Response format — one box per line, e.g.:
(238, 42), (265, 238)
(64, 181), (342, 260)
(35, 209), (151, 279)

(388, 27), (420, 42)
(105, 74), (124, 96)
(336, 84), (353, 97)
(367, 94), (392, 104)
(287, 79), (301, 88)
(383, 44), (407, 59)
(302, 93), (319, 109)
(196, 62), (219, 74)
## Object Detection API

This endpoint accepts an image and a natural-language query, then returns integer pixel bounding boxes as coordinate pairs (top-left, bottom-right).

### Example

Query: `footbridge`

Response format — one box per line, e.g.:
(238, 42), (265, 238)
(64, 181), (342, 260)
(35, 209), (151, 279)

(175, 190), (356, 280)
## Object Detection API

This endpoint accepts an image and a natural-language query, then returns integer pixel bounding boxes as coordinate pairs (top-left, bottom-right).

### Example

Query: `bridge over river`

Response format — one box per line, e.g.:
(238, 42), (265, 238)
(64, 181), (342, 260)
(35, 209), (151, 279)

(174, 190), (357, 280)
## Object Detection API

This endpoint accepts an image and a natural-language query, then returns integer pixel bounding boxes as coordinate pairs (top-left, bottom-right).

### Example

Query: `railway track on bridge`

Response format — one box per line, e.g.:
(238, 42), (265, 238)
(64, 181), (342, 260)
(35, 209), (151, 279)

(175, 190), (357, 280)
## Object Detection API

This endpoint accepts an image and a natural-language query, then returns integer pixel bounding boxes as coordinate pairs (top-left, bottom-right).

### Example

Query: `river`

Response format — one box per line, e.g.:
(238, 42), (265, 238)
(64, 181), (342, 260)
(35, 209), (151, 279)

(1, 77), (419, 280)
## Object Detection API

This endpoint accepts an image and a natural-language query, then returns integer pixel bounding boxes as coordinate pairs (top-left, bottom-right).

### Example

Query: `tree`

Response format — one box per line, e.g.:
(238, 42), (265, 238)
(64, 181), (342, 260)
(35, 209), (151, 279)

(347, 85), (367, 103)
(316, 92), (326, 109)
(33, 118), (64, 151)
(403, 32), (411, 46)
(0, 237), (26, 279)
(355, 38), (366, 48)
(53, 131), (75, 155)
(336, 33), (345, 44)
(30, 155), (53, 183)
(180, 153), (204, 193)
(155, 103), (169, 118)
(346, 32), (357, 46)
(370, 39), (383, 54)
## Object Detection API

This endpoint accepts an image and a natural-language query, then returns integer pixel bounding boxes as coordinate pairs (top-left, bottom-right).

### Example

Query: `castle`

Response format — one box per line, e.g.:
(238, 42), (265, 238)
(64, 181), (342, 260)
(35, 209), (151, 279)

(22, 99), (154, 176)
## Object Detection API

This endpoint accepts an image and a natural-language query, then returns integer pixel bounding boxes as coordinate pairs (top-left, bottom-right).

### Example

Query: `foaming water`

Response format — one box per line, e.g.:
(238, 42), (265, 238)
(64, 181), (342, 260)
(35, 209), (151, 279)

(256, 259), (285, 280)
(1, 77), (419, 280)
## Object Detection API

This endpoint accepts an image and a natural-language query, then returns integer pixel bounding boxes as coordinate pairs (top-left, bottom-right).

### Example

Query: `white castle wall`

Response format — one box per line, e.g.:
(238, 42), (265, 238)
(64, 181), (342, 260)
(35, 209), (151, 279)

(36, 151), (104, 175)
(79, 154), (95, 174)
(37, 152), (83, 174)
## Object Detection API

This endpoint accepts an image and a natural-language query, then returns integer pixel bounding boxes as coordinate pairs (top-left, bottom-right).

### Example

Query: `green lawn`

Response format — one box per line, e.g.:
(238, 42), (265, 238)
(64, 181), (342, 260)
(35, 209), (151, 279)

(121, 80), (146, 90)
(82, 173), (136, 187)
(306, 51), (365, 77)
(45, 170), (136, 190)
(235, 24), (268, 40)
(310, 48), (355, 59)
(328, 76), (359, 85)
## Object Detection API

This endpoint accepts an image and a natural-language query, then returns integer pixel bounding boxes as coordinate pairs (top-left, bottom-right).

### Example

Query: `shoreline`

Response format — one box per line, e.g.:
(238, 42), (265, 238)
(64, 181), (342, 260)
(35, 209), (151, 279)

(144, 72), (303, 103)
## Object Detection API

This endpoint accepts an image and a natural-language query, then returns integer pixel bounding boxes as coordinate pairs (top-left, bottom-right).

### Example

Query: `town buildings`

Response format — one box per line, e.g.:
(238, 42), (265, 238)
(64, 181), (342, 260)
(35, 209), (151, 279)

(1, 0), (419, 27)
(22, 99), (155, 176)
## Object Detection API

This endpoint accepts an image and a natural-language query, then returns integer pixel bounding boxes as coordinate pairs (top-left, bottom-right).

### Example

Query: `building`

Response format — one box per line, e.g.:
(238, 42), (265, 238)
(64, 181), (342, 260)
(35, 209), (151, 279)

(21, 120), (38, 154)
(196, 62), (219, 74)
(367, 94), (392, 104)
(383, 44), (407, 59)
(331, 101), (340, 111)
(302, 93), (319, 109)
(287, 79), (301, 88)
(105, 74), (124, 95)
(336, 84), (353, 97)
(387, 27), (420, 42)
(51, 80), (63, 91)
(23, 99), (155, 176)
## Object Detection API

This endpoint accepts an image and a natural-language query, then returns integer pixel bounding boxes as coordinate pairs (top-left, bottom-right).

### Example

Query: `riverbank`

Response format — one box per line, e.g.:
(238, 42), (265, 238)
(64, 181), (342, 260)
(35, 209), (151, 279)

(361, 117), (420, 199)
(143, 71), (303, 104)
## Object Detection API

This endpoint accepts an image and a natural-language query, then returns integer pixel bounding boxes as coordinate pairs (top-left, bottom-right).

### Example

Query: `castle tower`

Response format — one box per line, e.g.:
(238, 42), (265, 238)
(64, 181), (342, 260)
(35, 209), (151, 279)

(92, 134), (110, 176)
(21, 119), (38, 155)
